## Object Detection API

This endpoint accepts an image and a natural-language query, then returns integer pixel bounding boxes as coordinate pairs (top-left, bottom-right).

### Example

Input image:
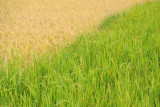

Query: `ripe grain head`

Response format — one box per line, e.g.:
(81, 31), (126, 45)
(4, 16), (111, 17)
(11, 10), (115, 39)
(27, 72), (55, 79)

(0, 0), (148, 61)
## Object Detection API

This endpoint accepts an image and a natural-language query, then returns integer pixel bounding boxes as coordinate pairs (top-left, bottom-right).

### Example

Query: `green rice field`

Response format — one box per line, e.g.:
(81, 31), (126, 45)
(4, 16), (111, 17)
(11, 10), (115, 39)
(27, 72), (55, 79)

(0, 1), (160, 106)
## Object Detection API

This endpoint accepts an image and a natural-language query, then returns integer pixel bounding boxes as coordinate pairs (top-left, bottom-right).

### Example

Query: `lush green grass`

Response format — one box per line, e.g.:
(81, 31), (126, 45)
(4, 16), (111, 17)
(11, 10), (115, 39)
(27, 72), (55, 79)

(0, 1), (160, 106)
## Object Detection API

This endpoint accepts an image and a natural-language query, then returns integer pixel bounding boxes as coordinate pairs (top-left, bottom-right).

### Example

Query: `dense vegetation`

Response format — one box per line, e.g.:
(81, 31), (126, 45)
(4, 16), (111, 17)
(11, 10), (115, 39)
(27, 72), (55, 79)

(0, 1), (160, 106)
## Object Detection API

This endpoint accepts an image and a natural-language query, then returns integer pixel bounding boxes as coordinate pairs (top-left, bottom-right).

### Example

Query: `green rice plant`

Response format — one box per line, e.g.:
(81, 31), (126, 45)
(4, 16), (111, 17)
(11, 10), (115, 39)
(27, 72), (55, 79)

(0, 1), (160, 106)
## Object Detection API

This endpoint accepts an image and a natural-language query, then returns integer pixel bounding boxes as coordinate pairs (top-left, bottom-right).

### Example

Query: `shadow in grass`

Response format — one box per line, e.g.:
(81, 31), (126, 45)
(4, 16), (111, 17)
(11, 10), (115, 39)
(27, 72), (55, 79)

(98, 14), (120, 30)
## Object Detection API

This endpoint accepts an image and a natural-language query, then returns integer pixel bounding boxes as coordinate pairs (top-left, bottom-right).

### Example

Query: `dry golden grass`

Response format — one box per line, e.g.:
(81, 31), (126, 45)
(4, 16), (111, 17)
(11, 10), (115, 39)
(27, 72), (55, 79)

(0, 0), (148, 60)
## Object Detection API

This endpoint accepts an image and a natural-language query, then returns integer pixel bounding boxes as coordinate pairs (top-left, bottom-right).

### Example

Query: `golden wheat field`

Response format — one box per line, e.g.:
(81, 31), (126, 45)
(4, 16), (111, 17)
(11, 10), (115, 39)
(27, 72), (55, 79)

(0, 0), (147, 60)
